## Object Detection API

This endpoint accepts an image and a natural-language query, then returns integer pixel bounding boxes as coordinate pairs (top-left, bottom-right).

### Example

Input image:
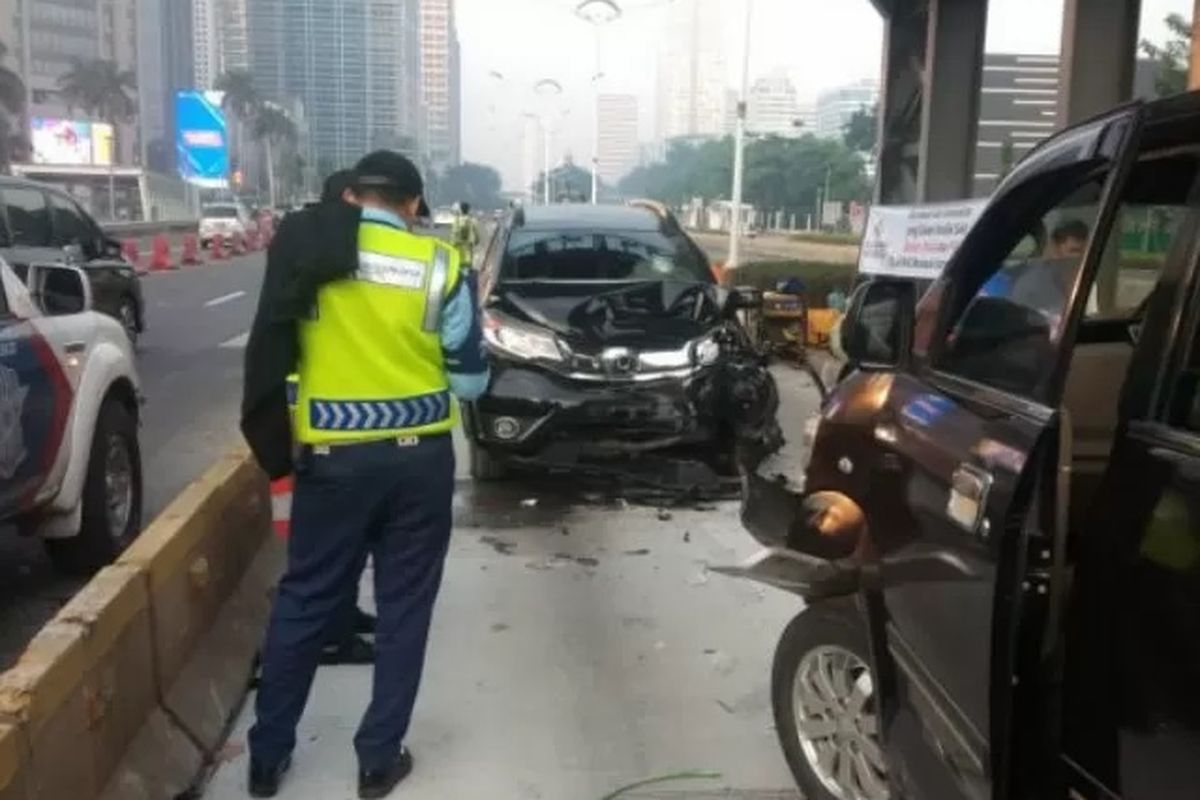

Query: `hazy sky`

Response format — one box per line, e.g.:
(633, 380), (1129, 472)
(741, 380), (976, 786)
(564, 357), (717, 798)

(459, 0), (1193, 190)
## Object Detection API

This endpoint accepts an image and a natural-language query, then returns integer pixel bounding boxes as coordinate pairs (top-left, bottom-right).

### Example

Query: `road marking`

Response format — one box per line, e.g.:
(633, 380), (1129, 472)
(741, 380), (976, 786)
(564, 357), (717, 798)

(205, 290), (246, 308)
(220, 332), (249, 349)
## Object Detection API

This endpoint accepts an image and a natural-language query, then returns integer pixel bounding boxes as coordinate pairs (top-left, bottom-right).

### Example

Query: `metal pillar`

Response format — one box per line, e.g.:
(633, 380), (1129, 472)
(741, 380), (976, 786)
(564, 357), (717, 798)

(1191, 0), (1200, 90)
(1057, 0), (1141, 127)
(874, 3), (926, 204)
(917, 0), (986, 201)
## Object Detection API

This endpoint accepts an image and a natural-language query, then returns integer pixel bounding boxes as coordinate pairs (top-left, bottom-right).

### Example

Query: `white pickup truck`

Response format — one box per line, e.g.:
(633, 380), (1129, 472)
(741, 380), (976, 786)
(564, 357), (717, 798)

(0, 258), (142, 575)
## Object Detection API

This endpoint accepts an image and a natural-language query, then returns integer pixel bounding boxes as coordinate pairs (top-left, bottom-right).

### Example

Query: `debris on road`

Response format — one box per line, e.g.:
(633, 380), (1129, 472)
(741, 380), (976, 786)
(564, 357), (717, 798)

(683, 531), (691, 543)
(656, 509), (673, 522)
(480, 536), (516, 556)
(520, 497), (539, 508)
(623, 548), (650, 556)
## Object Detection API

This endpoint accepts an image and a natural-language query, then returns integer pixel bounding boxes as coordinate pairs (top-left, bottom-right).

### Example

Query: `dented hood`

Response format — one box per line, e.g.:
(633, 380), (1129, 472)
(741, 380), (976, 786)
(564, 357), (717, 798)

(492, 280), (726, 349)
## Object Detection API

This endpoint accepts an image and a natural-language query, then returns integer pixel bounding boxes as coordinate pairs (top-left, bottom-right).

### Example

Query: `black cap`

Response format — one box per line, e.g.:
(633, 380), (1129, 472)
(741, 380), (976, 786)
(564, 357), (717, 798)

(321, 169), (355, 204)
(353, 150), (424, 198)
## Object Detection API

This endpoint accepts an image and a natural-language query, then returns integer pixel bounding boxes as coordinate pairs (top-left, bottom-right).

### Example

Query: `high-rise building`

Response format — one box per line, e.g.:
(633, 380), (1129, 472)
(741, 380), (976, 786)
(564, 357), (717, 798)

(1, 0), (141, 164)
(815, 78), (878, 140)
(748, 70), (803, 138)
(247, 0), (422, 173)
(192, 0), (248, 90)
(138, 0), (194, 173)
(596, 94), (638, 185)
(419, 0), (462, 171)
(973, 53), (1059, 195)
(656, 0), (727, 141)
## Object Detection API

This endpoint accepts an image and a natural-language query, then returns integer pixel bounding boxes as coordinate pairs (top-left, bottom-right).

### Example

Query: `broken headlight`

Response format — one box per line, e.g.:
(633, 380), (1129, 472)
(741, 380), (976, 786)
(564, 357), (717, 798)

(483, 312), (565, 363)
(692, 336), (721, 367)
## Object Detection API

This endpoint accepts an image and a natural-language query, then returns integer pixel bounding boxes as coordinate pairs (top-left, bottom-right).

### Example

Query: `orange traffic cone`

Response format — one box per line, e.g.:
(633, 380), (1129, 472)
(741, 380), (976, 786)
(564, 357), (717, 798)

(121, 239), (145, 274)
(270, 477), (293, 539)
(230, 232), (247, 256)
(149, 233), (174, 272)
(180, 233), (202, 266)
(209, 235), (228, 261)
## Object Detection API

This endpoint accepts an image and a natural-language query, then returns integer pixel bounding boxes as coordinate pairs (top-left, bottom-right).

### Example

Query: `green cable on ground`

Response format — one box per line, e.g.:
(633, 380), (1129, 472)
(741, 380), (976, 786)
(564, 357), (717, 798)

(598, 770), (723, 800)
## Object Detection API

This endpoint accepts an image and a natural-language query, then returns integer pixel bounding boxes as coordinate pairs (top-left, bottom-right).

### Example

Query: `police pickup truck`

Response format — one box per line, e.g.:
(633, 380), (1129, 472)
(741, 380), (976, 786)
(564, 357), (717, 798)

(0, 257), (141, 575)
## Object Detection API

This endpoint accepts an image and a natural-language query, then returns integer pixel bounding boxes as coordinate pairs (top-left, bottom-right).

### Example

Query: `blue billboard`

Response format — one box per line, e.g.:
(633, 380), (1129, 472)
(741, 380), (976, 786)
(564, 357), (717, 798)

(175, 90), (229, 189)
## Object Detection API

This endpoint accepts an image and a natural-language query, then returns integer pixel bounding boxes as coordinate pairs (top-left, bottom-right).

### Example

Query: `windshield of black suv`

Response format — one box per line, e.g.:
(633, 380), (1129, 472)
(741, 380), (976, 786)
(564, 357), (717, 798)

(501, 228), (712, 284)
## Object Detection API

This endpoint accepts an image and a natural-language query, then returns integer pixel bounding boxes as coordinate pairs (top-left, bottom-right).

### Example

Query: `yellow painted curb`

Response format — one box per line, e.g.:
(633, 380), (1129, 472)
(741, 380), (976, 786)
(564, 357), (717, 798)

(0, 722), (28, 800)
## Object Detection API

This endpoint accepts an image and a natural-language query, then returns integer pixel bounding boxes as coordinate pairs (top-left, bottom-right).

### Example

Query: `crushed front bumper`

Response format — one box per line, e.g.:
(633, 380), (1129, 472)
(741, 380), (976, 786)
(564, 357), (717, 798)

(469, 362), (721, 464)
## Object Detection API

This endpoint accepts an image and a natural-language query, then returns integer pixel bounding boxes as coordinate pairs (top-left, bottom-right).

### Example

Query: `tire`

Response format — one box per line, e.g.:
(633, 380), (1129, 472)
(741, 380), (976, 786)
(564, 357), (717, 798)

(46, 398), (143, 577)
(772, 599), (891, 800)
(117, 296), (140, 347)
(469, 440), (510, 482)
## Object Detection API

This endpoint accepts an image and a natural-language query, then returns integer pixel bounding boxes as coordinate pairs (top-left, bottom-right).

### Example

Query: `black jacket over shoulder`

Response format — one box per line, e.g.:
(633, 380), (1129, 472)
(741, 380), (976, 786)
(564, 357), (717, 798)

(241, 201), (361, 479)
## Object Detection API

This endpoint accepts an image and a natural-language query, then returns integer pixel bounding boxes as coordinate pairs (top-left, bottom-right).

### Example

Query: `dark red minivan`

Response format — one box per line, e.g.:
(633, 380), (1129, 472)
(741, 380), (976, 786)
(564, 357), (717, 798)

(727, 93), (1200, 800)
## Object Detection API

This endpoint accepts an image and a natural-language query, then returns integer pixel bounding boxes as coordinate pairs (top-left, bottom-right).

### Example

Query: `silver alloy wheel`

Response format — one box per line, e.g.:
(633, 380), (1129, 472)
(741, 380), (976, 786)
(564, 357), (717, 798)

(793, 644), (890, 800)
(104, 432), (134, 543)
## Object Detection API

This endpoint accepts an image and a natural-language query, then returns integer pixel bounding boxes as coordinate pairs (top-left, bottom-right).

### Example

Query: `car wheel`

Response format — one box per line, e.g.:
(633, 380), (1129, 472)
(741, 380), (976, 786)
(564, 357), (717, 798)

(118, 297), (139, 346)
(469, 440), (510, 482)
(772, 600), (891, 800)
(45, 398), (143, 576)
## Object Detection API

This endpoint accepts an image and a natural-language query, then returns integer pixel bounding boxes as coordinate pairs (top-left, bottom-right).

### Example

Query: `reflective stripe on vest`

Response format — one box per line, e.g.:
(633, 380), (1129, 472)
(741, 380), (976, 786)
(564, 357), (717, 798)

(423, 246), (450, 331)
(309, 390), (451, 432)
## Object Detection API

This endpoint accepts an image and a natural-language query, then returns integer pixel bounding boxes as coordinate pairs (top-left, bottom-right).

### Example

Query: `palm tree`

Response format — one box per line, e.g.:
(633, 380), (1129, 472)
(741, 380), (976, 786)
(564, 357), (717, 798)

(0, 42), (26, 174)
(252, 103), (297, 208)
(215, 69), (260, 189)
(57, 58), (136, 219)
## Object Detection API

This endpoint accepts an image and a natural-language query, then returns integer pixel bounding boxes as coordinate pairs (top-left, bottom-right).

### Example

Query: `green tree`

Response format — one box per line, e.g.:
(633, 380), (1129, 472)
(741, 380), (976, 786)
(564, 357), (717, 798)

(215, 69), (261, 186)
(620, 134), (869, 224)
(438, 162), (503, 209)
(57, 58), (137, 218)
(842, 104), (878, 152)
(1140, 13), (1192, 98)
(252, 103), (297, 207)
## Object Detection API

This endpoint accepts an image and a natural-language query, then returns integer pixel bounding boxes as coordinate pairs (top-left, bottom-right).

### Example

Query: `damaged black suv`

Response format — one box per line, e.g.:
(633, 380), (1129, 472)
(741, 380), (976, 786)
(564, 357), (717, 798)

(464, 202), (779, 488)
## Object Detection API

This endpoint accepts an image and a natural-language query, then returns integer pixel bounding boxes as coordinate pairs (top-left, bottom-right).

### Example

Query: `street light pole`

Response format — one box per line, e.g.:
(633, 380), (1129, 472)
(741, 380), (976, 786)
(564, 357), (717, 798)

(576, 1), (622, 205)
(728, 0), (754, 272)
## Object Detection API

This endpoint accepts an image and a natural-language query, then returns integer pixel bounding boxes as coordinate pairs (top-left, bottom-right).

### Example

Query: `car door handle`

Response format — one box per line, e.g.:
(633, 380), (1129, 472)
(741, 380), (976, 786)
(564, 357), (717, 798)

(64, 341), (86, 355)
(947, 463), (993, 534)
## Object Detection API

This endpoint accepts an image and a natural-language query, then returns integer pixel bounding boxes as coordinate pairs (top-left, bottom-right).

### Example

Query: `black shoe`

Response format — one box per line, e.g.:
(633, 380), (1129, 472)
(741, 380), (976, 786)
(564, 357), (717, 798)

(354, 607), (377, 635)
(320, 634), (375, 665)
(248, 755), (291, 798)
(358, 748), (414, 799)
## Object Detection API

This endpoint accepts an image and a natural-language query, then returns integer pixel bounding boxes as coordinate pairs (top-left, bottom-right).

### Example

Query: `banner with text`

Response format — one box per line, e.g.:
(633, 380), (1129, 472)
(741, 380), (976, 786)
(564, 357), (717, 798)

(858, 200), (988, 279)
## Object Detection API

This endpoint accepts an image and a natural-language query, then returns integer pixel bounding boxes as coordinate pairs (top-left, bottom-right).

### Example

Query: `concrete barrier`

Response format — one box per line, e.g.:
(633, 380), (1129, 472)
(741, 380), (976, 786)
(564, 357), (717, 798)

(0, 446), (280, 800)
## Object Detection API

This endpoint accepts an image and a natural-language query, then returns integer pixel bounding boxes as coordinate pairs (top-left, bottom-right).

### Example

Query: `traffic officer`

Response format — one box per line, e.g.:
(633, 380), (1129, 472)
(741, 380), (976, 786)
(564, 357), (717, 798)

(247, 150), (488, 799)
(450, 201), (480, 267)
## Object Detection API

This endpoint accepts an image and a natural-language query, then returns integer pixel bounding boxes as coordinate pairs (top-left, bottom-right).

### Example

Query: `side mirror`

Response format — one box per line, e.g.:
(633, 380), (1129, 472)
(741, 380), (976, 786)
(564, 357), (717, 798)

(27, 263), (91, 316)
(841, 278), (915, 369)
(729, 286), (764, 310)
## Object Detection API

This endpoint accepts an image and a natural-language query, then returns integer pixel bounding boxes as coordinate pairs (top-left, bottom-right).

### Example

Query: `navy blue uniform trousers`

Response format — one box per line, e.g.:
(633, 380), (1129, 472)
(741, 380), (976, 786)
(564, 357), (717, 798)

(249, 434), (454, 771)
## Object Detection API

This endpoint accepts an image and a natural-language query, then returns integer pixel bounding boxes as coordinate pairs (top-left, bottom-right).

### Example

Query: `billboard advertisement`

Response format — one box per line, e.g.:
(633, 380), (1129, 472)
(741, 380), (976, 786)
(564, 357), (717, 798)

(31, 118), (114, 166)
(175, 90), (229, 189)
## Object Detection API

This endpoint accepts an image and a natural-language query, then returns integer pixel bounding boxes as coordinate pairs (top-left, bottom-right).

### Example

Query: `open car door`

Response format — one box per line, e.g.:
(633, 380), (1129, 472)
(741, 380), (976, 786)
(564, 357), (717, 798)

(831, 105), (1147, 800)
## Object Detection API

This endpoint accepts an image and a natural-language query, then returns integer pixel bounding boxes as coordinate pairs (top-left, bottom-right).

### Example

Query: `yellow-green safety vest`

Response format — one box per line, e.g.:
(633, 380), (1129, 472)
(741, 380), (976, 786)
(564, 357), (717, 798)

(294, 218), (463, 445)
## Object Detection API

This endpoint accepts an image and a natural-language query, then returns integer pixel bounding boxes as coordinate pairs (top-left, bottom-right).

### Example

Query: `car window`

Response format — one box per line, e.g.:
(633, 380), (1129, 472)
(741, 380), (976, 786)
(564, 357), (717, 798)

(1086, 152), (1200, 321)
(939, 172), (1106, 396)
(49, 193), (95, 249)
(1169, 305), (1200, 434)
(502, 229), (711, 283)
(3, 188), (51, 247)
(203, 205), (240, 219)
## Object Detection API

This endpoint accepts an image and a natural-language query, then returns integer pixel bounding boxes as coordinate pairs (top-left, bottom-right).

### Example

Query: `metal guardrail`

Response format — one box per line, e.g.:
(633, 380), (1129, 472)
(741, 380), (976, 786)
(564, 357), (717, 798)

(101, 219), (199, 238)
